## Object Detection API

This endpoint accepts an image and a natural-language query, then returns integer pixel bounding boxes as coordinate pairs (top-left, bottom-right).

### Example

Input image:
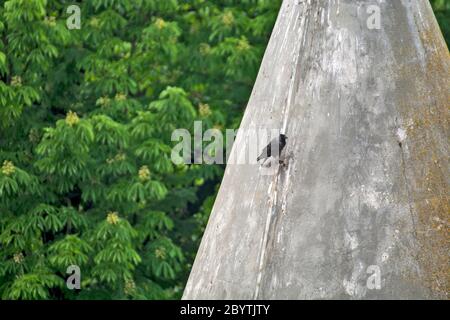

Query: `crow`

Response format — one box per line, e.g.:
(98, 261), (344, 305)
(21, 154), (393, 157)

(257, 134), (287, 162)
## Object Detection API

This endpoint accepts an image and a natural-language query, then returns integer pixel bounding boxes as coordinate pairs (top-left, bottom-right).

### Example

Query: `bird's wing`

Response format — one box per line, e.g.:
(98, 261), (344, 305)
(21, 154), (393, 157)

(257, 140), (273, 161)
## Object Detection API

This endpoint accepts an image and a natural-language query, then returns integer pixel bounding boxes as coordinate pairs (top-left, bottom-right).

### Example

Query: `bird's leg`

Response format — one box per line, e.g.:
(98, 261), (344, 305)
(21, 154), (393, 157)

(279, 152), (293, 168)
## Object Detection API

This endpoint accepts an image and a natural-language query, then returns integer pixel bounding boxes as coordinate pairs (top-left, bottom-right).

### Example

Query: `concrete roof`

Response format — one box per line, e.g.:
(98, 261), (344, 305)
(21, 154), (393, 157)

(183, 0), (449, 299)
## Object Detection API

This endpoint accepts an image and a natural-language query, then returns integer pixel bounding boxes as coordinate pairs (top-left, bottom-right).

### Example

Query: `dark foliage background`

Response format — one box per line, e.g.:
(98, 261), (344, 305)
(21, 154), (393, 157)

(0, 0), (447, 299)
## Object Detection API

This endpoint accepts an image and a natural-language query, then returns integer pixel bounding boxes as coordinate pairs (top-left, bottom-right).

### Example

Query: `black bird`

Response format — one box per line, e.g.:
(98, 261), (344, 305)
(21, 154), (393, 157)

(257, 134), (287, 162)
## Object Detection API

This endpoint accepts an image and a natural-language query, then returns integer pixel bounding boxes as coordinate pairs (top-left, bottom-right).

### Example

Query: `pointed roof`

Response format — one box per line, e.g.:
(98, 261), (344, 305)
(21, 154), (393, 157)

(183, 0), (449, 299)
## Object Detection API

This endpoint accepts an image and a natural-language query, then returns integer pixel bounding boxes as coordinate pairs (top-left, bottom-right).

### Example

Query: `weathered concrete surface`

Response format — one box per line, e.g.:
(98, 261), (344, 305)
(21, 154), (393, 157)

(183, 0), (449, 299)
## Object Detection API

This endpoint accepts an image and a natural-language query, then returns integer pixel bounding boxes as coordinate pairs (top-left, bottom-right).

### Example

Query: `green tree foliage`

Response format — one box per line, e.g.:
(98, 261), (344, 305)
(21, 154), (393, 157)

(431, 0), (450, 46)
(0, 0), (281, 299)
